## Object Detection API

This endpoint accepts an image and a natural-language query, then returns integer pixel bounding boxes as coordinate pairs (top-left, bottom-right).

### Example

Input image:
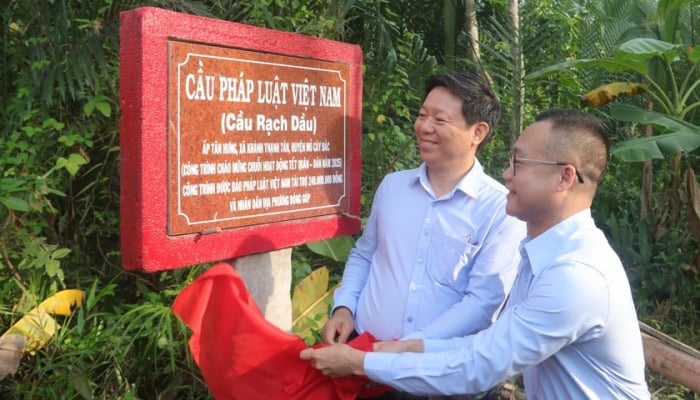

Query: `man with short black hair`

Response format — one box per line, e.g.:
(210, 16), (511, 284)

(303, 109), (650, 400)
(323, 71), (526, 400)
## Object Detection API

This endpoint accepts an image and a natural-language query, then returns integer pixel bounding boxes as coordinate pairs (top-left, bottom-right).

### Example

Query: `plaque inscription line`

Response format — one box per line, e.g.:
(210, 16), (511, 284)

(173, 49), (349, 227)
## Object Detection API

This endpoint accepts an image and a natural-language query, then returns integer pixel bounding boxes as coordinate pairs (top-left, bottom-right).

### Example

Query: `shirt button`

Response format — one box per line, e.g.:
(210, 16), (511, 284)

(407, 317), (413, 323)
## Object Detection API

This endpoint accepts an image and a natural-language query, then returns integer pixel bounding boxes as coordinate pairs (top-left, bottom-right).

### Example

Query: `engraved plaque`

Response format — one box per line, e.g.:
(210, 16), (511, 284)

(168, 41), (350, 235)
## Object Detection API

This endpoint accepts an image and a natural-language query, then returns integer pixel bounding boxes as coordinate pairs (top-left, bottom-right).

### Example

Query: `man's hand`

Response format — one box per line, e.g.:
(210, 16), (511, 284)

(322, 307), (355, 344)
(299, 344), (366, 378)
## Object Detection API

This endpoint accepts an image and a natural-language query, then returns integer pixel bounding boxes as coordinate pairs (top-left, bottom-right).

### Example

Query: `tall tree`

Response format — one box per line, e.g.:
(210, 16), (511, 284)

(508, 0), (524, 141)
(464, 0), (480, 64)
(444, 0), (458, 69)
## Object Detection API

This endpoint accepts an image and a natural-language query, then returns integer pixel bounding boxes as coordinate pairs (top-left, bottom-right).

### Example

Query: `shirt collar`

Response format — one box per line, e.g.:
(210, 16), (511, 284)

(410, 160), (485, 199)
(522, 209), (594, 276)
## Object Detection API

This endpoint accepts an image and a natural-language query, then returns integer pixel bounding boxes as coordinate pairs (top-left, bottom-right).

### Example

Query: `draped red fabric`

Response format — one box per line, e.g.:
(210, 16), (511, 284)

(171, 262), (392, 400)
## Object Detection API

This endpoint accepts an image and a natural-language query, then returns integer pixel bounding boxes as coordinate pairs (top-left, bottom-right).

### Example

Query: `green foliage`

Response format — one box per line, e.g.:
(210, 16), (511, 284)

(360, 28), (435, 203)
(527, 36), (700, 162)
(643, 297), (700, 399)
(1, 0), (122, 297)
(306, 236), (355, 263)
(609, 104), (700, 161)
(291, 266), (336, 345)
(1, 0), (699, 398)
(291, 235), (354, 296)
(525, 1), (700, 320)
(1, 269), (211, 399)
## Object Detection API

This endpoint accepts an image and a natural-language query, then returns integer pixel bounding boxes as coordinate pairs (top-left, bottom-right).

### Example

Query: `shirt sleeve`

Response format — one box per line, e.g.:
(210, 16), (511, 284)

(331, 182), (384, 315)
(365, 262), (610, 395)
(405, 213), (526, 340)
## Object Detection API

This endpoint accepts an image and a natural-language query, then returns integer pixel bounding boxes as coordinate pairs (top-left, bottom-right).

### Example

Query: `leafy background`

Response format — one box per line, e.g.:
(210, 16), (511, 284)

(1, 0), (699, 398)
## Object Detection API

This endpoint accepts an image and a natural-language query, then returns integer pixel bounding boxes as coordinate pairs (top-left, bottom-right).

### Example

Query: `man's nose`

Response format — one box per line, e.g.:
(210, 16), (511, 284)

(416, 118), (435, 133)
(502, 165), (513, 181)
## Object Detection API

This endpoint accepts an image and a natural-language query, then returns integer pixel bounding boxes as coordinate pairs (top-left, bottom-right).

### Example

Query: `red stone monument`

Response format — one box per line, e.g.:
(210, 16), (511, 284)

(119, 7), (362, 272)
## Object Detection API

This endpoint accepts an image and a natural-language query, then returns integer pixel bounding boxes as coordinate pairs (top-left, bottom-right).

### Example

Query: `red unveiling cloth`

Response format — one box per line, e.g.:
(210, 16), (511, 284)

(171, 262), (393, 400)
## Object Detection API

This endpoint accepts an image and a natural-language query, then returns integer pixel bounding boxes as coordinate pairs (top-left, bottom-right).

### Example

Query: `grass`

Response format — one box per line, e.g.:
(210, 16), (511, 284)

(1, 262), (698, 399)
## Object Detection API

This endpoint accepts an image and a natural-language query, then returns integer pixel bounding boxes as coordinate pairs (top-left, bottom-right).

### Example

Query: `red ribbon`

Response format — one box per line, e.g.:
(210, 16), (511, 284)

(172, 262), (392, 399)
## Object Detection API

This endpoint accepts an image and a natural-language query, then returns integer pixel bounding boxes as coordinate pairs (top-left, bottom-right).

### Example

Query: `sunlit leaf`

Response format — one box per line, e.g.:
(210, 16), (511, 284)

(525, 58), (648, 80)
(9, 22), (21, 33)
(609, 104), (700, 162)
(41, 118), (65, 131)
(581, 82), (647, 107)
(609, 103), (698, 131)
(51, 248), (71, 259)
(305, 236), (355, 262)
(292, 267), (329, 320)
(1, 289), (85, 356)
(83, 94), (111, 117)
(45, 259), (60, 277)
(528, 39), (686, 87)
(615, 38), (682, 62)
(611, 133), (700, 162)
(37, 289), (85, 316)
(291, 267), (336, 341)
(6, 310), (57, 353)
(96, 101), (111, 117)
(56, 153), (88, 176)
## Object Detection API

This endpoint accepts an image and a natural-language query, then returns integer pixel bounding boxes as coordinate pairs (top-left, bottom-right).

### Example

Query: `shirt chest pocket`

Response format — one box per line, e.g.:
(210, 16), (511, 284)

(427, 233), (481, 290)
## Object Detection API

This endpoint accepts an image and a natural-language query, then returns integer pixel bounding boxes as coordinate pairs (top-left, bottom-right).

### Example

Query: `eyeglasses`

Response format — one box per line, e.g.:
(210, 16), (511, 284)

(510, 153), (584, 183)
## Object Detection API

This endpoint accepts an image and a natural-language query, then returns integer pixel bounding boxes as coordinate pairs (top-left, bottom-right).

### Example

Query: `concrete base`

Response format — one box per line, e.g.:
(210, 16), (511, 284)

(232, 248), (292, 332)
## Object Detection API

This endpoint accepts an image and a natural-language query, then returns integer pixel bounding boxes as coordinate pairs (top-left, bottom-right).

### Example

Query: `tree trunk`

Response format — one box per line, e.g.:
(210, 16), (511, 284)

(464, 0), (479, 63)
(444, 0), (457, 69)
(463, 0), (495, 89)
(508, 0), (523, 142)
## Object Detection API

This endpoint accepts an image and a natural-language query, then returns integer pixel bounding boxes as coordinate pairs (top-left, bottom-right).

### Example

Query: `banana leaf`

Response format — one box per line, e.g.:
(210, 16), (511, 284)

(610, 104), (700, 162)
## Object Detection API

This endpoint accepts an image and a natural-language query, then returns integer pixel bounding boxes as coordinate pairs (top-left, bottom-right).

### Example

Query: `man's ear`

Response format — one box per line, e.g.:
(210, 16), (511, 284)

(558, 165), (578, 190)
(472, 122), (490, 146)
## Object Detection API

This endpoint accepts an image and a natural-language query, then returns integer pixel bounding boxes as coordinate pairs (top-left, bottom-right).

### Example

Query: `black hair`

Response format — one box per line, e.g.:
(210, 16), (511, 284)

(535, 108), (610, 183)
(424, 72), (502, 148)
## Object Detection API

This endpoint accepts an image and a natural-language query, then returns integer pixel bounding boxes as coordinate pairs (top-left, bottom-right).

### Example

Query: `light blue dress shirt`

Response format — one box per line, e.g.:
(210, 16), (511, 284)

(333, 160), (526, 341)
(364, 210), (650, 399)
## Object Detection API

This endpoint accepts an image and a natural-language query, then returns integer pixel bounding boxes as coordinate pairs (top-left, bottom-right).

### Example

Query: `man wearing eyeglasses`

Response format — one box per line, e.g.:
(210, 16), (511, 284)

(302, 109), (650, 399)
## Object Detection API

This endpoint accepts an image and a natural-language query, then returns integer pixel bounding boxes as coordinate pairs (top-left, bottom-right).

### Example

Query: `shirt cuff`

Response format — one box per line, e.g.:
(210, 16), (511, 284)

(364, 352), (398, 383)
(331, 304), (354, 316)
